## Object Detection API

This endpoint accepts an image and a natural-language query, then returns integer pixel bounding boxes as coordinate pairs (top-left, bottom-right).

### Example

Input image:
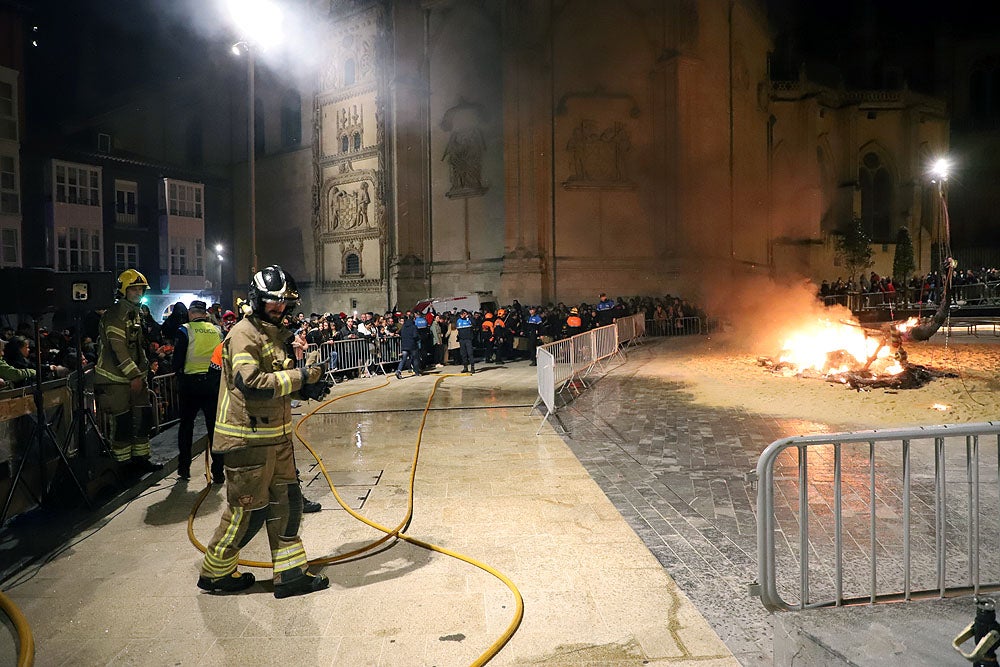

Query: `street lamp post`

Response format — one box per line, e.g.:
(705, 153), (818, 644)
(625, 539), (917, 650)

(216, 243), (225, 303)
(227, 0), (283, 276)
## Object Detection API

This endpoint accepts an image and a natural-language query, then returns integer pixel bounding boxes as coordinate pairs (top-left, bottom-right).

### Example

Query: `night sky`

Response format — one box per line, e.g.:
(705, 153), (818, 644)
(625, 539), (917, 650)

(18, 0), (1000, 134)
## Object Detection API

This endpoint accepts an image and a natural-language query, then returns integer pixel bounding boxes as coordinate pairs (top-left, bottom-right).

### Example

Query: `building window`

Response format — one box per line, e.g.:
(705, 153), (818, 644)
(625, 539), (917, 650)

(55, 163), (100, 206)
(195, 238), (203, 275)
(114, 179), (138, 225)
(0, 228), (19, 266)
(0, 155), (18, 215)
(114, 243), (139, 275)
(169, 237), (203, 276)
(167, 182), (204, 218)
(340, 134), (349, 153)
(344, 59), (356, 86)
(56, 226), (102, 271)
(281, 91), (301, 148)
(0, 80), (15, 141)
(859, 151), (893, 244)
(344, 252), (361, 275)
(353, 132), (361, 151)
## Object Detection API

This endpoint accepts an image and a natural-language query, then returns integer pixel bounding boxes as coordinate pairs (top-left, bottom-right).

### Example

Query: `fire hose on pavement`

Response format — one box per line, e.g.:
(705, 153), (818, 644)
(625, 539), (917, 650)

(185, 372), (524, 667)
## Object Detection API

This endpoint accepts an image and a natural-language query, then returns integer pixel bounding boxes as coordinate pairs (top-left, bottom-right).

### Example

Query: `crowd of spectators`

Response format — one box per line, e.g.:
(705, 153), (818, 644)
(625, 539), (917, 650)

(820, 266), (1000, 307)
(0, 291), (706, 391)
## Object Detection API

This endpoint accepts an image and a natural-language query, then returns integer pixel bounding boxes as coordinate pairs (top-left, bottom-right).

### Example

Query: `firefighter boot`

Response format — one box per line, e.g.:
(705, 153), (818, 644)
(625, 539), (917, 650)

(197, 571), (256, 594)
(274, 571), (330, 599)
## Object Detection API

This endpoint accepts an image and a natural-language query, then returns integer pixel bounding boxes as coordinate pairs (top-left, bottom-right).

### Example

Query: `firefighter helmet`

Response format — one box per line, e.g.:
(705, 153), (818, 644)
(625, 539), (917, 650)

(248, 265), (299, 322)
(117, 269), (149, 296)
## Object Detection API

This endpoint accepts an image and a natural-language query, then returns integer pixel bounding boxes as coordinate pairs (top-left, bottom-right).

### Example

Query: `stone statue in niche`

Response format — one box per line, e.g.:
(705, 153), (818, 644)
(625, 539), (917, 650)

(565, 119), (632, 185)
(357, 182), (370, 228)
(441, 99), (488, 199)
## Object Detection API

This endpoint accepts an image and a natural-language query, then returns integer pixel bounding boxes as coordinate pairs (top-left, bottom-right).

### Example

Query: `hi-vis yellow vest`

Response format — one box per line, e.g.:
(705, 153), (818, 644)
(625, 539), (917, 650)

(181, 320), (223, 375)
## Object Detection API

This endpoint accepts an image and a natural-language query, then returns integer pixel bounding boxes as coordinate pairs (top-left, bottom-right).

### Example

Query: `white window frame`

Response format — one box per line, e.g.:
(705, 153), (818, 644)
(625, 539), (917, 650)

(114, 242), (139, 275)
(56, 226), (102, 271)
(54, 161), (101, 207)
(0, 73), (16, 142)
(114, 179), (138, 225)
(0, 153), (18, 215)
(0, 227), (19, 267)
(167, 181), (203, 219)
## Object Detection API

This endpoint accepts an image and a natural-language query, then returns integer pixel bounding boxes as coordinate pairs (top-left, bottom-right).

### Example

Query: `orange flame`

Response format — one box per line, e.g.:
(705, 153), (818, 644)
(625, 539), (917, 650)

(776, 317), (906, 377)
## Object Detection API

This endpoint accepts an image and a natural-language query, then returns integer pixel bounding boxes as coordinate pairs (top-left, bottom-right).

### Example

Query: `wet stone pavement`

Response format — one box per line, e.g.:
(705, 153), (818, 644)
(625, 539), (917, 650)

(551, 339), (1000, 666)
(554, 363), (782, 665)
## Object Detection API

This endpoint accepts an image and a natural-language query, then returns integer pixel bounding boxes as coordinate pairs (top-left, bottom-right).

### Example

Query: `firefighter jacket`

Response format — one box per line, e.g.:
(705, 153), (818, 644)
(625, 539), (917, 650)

(95, 299), (149, 385)
(213, 315), (309, 452)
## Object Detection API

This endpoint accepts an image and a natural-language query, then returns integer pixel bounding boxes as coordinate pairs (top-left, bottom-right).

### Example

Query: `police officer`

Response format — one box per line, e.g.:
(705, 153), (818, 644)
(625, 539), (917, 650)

(172, 300), (224, 482)
(596, 292), (616, 327)
(456, 309), (475, 374)
(524, 306), (543, 366)
(198, 265), (330, 598)
(95, 269), (161, 472)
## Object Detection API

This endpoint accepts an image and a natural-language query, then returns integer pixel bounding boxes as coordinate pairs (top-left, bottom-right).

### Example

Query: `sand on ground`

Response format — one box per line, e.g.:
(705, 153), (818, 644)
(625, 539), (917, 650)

(642, 333), (1000, 430)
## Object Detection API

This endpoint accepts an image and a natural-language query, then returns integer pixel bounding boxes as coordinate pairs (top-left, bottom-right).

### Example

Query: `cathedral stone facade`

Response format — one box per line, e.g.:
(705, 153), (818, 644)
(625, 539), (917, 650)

(259, 0), (950, 314)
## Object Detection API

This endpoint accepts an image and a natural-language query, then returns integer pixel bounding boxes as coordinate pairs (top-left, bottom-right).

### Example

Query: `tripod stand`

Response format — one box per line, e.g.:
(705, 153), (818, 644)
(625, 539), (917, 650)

(59, 315), (123, 484)
(1, 319), (92, 526)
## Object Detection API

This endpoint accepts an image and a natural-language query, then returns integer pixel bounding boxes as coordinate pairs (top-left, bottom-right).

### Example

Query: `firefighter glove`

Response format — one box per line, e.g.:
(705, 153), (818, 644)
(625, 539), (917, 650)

(301, 364), (325, 384)
(300, 379), (332, 402)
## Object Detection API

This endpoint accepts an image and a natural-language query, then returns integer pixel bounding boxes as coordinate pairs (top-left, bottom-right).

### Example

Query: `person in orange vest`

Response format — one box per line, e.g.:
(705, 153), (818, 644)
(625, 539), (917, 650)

(481, 312), (496, 363)
(564, 307), (583, 338)
(492, 308), (508, 364)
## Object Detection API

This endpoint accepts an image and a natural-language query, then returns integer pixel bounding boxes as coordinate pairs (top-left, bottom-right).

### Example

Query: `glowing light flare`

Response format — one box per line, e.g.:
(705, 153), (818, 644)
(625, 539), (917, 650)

(930, 157), (952, 181)
(931, 403), (951, 411)
(226, 0), (284, 51)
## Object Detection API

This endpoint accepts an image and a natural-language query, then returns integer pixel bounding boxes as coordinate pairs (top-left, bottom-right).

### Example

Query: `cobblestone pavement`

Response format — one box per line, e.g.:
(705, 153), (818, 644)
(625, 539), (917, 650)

(550, 338), (1000, 666)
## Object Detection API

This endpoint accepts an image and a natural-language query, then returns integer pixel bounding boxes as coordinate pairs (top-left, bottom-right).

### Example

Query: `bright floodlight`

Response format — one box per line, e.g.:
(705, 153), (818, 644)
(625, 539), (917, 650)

(217, 254), (224, 262)
(931, 157), (951, 181)
(215, 243), (224, 253)
(226, 0), (284, 50)
(231, 44), (242, 56)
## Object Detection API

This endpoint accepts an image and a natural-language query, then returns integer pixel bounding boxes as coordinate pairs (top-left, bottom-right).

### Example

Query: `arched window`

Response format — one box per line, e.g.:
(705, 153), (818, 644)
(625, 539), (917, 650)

(344, 252), (361, 275)
(280, 91), (301, 148)
(340, 135), (349, 153)
(859, 151), (893, 243)
(353, 132), (362, 151)
(344, 59), (356, 86)
(254, 97), (265, 156)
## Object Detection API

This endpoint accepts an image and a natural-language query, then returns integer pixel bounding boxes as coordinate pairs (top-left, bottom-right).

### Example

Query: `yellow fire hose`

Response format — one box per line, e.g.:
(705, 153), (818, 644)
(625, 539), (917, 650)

(186, 372), (524, 666)
(0, 588), (33, 666)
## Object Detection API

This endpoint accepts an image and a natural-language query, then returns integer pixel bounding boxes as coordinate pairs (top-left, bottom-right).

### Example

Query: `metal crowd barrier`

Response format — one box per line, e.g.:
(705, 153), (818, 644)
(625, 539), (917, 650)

(149, 372), (180, 429)
(754, 421), (1000, 612)
(616, 313), (646, 348)
(532, 323), (619, 433)
(645, 316), (702, 337)
(304, 335), (402, 381)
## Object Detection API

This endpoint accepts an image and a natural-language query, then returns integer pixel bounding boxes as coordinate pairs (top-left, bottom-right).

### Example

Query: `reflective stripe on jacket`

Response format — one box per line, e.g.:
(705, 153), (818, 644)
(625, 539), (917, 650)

(213, 316), (306, 452)
(95, 299), (148, 384)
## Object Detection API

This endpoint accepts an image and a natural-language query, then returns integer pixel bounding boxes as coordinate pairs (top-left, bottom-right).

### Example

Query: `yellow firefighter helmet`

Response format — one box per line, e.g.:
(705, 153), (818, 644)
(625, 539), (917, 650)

(117, 268), (149, 296)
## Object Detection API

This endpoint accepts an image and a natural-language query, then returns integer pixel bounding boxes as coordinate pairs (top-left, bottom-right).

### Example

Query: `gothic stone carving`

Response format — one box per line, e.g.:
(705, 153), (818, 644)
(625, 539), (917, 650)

(564, 119), (632, 186)
(441, 98), (488, 199)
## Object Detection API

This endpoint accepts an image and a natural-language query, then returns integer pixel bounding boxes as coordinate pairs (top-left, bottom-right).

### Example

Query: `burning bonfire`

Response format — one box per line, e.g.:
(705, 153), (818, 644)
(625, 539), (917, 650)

(757, 316), (954, 389)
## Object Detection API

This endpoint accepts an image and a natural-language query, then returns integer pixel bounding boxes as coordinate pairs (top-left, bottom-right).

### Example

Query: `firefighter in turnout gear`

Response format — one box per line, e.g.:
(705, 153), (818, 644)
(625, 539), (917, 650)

(198, 265), (331, 598)
(95, 269), (161, 472)
(171, 300), (225, 482)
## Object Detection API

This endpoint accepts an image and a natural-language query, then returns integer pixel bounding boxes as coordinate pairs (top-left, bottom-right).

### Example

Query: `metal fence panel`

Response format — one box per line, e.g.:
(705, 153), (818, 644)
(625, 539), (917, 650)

(755, 421), (1000, 612)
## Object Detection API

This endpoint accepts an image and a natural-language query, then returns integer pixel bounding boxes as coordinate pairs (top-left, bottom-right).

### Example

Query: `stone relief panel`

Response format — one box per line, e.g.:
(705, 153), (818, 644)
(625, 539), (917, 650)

(325, 181), (373, 231)
(557, 88), (640, 190)
(440, 99), (488, 199)
(320, 17), (378, 92)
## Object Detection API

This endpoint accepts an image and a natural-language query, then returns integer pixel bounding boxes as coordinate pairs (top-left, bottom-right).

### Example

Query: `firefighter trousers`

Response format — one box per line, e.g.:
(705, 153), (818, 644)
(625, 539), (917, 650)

(95, 381), (153, 461)
(200, 440), (308, 584)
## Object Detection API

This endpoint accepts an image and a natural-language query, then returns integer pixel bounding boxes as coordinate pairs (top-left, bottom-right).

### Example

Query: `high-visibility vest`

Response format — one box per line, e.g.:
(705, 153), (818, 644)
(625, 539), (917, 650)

(181, 320), (223, 375)
(567, 315), (582, 328)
